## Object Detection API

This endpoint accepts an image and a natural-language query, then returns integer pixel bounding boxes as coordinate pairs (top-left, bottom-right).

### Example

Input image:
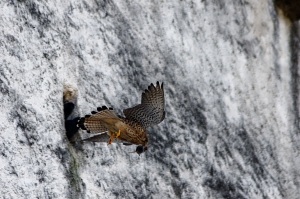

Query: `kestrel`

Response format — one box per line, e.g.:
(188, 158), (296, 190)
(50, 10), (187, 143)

(77, 81), (165, 155)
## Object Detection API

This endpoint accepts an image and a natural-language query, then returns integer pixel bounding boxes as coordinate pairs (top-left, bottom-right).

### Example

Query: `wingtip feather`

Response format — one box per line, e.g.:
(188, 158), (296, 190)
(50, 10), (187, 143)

(77, 117), (87, 130)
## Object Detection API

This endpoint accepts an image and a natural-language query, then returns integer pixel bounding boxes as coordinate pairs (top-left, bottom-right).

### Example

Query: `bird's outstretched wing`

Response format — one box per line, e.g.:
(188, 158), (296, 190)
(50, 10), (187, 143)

(77, 106), (118, 134)
(123, 81), (165, 129)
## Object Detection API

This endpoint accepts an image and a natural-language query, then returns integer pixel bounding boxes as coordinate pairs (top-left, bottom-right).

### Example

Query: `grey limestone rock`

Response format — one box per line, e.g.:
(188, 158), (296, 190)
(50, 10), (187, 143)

(1, 0), (300, 198)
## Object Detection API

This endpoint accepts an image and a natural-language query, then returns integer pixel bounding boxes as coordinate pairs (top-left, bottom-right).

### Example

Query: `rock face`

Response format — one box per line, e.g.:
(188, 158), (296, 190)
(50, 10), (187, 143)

(1, 0), (300, 198)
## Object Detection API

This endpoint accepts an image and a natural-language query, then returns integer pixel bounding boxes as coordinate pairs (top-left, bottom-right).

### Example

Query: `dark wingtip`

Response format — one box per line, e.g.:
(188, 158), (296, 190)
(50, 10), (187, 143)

(91, 111), (97, 114)
(77, 117), (87, 130)
(96, 106), (113, 111)
(148, 83), (155, 90)
(156, 81), (159, 87)
(85, 114), (91, 118)
(102, 106), (108, 110)
(96, 106), (108, 111)
(156, 81), (163, 89)
(155, 81), (163, 90)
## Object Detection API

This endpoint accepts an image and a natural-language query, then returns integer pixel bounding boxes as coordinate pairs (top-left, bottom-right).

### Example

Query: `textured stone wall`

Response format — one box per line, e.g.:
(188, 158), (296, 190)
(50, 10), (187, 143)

(1, 0), (300, 198)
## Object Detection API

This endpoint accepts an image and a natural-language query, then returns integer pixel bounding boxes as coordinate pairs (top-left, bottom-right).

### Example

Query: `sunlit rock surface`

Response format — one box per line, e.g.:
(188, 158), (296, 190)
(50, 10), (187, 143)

(1, 0), (300, 198)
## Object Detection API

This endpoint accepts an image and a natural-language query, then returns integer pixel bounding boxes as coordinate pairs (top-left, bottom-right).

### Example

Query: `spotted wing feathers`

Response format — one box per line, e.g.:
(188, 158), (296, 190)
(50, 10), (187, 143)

(123, 81), (165, 129)
(77, 106), (118, 134)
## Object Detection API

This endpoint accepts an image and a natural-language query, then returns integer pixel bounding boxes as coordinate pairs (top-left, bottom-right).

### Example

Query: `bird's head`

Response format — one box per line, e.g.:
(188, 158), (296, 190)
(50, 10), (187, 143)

(134, 133), (148, 155)
(135, 145), (148, 156)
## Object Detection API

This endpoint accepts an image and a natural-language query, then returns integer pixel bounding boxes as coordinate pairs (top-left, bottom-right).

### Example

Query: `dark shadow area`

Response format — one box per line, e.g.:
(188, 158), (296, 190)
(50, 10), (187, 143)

(275, 0), (300, 21)
(204, 165), (246, 199)
(290, 23), (300, 133)
(203, 127), (284, 198)
(64, 102), (80, 140)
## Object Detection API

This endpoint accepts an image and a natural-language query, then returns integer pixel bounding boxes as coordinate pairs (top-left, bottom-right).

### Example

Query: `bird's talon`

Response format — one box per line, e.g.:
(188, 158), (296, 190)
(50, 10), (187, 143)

(115, 130), (121, 138)
(107, 137), (113, 145)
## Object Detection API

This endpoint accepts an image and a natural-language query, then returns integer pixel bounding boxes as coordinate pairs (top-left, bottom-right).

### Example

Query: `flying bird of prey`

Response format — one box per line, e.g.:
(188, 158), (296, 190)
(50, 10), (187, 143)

(77, 81), (165, 155)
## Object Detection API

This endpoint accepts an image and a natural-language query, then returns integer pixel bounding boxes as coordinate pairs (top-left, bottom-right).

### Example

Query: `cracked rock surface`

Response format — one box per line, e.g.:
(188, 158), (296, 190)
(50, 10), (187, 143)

(1, 0), (300, 198)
